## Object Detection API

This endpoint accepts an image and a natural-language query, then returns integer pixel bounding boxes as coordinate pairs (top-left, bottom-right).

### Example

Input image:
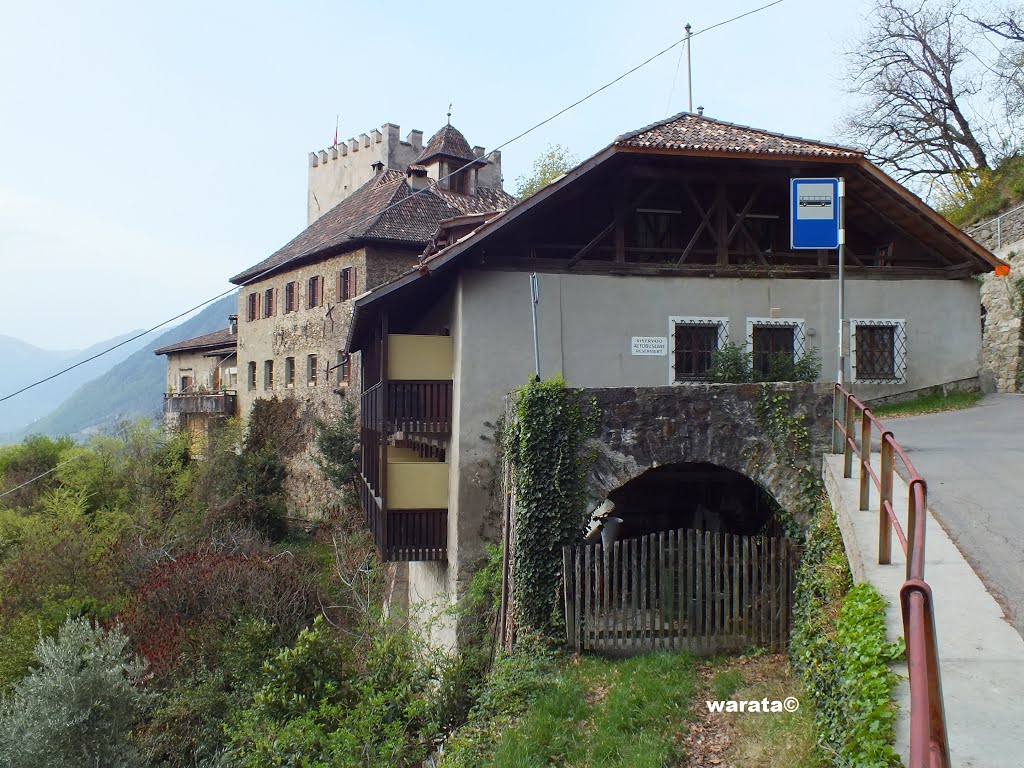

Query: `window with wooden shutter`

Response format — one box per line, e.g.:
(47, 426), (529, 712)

(284, 282), (296, 313)
(263, 287), (275, 317)
(307, 276), (322, 309)
(284, 357), (295, 387)
(247, 361), (257, 390)
(247, 292), (260, 322)
(307, 354), (318, 385)
(263, 360), (274, 390)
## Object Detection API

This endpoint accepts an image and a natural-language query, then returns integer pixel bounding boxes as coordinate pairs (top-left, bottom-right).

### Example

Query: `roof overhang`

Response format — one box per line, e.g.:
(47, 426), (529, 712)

(346, 142), (1006, 351)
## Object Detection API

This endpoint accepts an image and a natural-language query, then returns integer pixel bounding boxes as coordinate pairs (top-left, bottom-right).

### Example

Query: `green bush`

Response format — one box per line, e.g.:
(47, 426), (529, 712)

(0, 616), (152, 768)
(315, 398), (359, 507)
(708, 343), (821, 383)
(790, 502), (903, 767)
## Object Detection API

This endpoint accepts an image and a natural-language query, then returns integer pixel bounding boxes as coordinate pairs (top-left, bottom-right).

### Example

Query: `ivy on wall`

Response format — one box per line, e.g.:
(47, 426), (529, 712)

(502, 376), (599, 638)
(754, 385), (822, 535)
(790, 500), (904, 767)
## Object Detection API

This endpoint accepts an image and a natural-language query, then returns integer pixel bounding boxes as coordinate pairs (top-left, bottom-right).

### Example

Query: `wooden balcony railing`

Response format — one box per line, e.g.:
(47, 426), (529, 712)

(361, 380), (452, 436)
(358, 473), (447, 561)
(163, 391), (238, 415)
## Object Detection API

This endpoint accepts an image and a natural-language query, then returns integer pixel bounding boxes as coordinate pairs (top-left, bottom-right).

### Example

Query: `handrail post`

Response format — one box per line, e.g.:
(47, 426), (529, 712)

(843, 397), (856, 478)
(879, 434), (893, 565)
(832, 385), (844, 453)
(859, 410), (872, 510)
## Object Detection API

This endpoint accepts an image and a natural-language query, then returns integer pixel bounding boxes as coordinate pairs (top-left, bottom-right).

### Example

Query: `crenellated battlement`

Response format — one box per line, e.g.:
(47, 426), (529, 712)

(306, 123), (428, 224)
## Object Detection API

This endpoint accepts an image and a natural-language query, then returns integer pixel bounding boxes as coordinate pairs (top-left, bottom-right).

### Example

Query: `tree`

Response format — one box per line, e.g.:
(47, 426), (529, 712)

(514, 144), (578, 199)
(0, 617), (152, 768)
(844, 0), (994, 195)
(967, 5), (1024, 129)
(315, 398), (359, 507)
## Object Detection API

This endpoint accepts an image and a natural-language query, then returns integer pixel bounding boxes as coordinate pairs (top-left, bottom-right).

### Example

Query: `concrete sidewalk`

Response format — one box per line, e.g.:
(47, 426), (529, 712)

(823, 453), (1024, 768)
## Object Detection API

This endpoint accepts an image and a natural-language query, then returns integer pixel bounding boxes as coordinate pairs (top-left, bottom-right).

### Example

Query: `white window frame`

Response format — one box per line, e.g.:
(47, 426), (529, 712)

(745, 317), (807, 359)
(668, 316), (730, 385)
(850, 319), (908, 384)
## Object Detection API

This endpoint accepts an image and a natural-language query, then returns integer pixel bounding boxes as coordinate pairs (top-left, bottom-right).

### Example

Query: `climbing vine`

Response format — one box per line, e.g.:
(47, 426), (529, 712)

(754, 385), (821, 535)
(502, 376), (599, 638)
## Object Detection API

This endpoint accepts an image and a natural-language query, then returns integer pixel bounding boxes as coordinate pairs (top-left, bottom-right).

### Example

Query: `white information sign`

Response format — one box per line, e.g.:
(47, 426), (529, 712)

(631, 336), (668, 356)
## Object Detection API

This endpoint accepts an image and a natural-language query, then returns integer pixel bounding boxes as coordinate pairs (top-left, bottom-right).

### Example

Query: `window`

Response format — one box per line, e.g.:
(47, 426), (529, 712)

(447, 166), (468, 194)
(852, 320), (907, 383)
(747, 319), (805, 378)
(337, 351), (351, 385)
(339, 267), (356, 301)
(669, 317), (728, 382)
(263, 360), (274, 390)
(263, 287), (276, 318)
(180, 374), (193, 392)
(247, 361), (257, 390)
(284, 281), (297, 313)
(307, 276), (322, 309)
(284, 357), (295, 387)
(307, 354), (318, 386)
(246, 292), (260, 322)
(226, 366), (238, 389)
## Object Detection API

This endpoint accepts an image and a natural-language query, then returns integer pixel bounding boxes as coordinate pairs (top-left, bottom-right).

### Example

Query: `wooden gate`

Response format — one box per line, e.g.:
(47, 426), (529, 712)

(562, 529), (799, 654)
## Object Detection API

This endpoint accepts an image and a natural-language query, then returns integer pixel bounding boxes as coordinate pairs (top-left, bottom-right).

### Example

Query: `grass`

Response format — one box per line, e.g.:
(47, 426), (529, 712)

(722, 656), (816, 768)
(940, 154), (1024, 228)
(480, 652), (698, 768)
(871, 390), (981, 419)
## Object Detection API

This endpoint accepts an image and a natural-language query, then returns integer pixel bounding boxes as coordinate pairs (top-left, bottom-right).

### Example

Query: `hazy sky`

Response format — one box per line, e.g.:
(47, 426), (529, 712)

(0, 0), (872, 350)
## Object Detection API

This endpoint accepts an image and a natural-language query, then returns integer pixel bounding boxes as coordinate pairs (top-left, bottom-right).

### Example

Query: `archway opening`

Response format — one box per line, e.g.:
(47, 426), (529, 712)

(602, 462), (783, 539)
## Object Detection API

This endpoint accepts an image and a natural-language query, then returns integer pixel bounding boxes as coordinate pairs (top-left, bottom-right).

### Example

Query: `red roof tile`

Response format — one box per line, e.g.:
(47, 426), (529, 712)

(616, 112), (862, 158)
(415, 124), (477, 164)
(154, 327), (236, 356)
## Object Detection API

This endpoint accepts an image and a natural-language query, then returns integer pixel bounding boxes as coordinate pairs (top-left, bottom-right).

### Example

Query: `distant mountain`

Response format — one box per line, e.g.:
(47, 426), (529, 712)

(10, 293), (237, 441)
(0, 331), (150, 436)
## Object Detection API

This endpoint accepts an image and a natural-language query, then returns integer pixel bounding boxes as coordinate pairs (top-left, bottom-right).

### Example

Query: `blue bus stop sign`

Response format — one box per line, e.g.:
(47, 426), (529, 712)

(791, 178), (841, 249)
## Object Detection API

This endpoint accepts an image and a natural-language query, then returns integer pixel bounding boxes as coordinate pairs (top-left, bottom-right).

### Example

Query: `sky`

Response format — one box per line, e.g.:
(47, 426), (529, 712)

(0, 0), (874, 350)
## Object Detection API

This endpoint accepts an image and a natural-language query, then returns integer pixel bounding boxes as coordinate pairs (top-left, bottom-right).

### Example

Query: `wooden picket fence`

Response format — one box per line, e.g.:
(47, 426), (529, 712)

(562, 529), (799, 654)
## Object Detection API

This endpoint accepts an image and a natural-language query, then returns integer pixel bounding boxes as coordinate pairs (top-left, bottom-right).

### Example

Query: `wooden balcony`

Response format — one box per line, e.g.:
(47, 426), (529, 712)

(361, 380), (452, 436)
(359, 473), (447, 561)
(164, 391), (237, 416)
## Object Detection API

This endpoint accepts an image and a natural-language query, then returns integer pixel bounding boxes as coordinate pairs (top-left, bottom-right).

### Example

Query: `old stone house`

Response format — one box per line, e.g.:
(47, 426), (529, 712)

(154, 315), (239, 449)
(344, 112), (1004, 648)
(220, 121), (514, 509)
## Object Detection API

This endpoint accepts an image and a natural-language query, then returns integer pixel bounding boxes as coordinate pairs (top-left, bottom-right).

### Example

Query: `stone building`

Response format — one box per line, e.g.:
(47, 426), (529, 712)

(154, 316), (239, 449)
(345, 112), (1005, 649)
(224, 121), (515, 510)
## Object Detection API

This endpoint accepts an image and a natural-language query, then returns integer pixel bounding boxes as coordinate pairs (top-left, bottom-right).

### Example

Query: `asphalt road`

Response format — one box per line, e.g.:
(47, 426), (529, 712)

(893, 394), (1024, 639)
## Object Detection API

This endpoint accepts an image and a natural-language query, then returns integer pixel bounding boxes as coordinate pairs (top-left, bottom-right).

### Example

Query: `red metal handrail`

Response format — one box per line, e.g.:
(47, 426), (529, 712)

(832, 385), (949, 768)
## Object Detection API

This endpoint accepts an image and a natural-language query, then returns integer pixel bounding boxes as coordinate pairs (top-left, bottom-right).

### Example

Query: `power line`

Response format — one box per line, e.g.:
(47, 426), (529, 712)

(0, 0), (786, 408)
(0, 454), (83, 500)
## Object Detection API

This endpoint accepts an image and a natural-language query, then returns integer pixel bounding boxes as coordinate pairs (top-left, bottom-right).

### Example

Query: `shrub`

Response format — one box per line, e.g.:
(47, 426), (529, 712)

(708, 342), (753, 383)
(790, 501), (903, 767)
(0, 616), (152, 768)
(119, 539), (320, 683)
(315, 398), (359, 507)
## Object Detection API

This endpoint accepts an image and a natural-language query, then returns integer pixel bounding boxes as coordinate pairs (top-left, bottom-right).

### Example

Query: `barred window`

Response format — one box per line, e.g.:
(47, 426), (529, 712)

(669, 317), (728, 382)
(748, 319), (805, 378)
(853, 320), (907, 383)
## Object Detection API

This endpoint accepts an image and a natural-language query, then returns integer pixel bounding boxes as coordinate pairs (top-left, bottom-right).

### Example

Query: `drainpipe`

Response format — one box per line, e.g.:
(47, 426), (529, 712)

(530, 273), (541, 381)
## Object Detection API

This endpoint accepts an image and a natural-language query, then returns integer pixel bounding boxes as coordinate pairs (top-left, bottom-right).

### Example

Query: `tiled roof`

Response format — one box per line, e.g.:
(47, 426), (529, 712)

(229, 170), (515, 284)
(154, 327), (236, 356)
(616, 112), (863, 158)
(415, 123), (477, 164)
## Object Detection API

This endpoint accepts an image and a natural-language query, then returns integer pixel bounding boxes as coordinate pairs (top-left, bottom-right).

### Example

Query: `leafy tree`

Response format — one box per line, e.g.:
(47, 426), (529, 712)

(515, 144), (578, 199)
(0, 616), (152, 768)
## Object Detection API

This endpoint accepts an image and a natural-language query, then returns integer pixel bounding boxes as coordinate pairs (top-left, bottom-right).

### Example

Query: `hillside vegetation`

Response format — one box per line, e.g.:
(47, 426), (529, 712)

(13, 293), (236, 440)
(940, 155), (1024, 229)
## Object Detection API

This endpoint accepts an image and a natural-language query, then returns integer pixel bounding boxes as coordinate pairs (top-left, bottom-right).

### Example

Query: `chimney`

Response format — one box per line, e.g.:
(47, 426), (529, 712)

(229, 315), (238, 335)
(407, 164), (430, 190)
(697, 105), (705, 116)
(371, 160), (384, 176)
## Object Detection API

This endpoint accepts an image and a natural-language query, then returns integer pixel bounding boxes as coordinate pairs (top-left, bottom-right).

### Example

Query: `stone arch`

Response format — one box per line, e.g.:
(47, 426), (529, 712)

(583, 383), (833, 530)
